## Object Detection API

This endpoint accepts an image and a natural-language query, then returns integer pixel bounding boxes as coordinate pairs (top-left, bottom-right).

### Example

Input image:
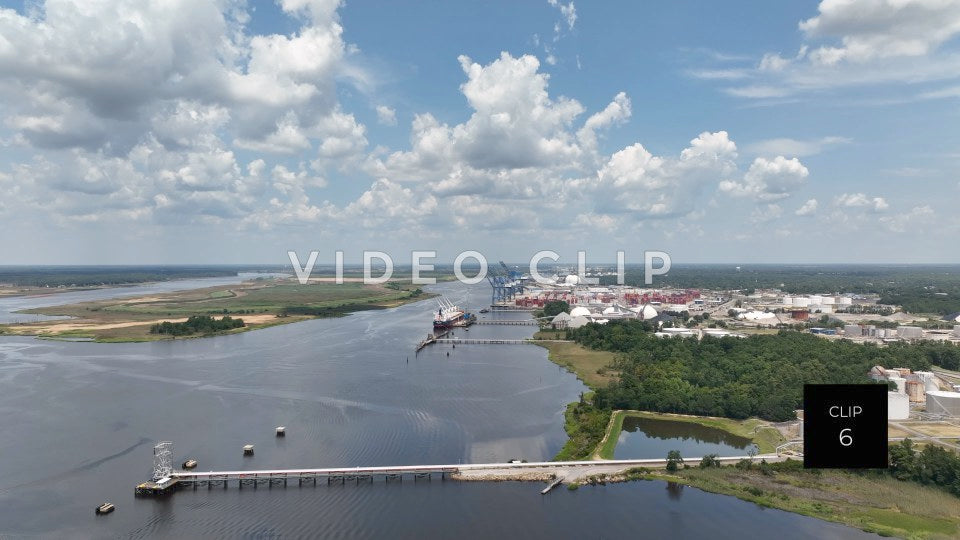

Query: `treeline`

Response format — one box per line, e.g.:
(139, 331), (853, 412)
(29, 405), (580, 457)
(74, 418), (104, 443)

(889, 439), (960, 498)
(569, 320), (960, 421)
(877, 289), (960, 316)
(150, 315), (244, 336)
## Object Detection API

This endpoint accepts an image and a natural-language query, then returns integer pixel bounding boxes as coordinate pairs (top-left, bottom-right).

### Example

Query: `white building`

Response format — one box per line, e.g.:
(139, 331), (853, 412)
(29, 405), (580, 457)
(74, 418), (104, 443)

(926, 391), (960, 417)
(897, 326), (924, 340)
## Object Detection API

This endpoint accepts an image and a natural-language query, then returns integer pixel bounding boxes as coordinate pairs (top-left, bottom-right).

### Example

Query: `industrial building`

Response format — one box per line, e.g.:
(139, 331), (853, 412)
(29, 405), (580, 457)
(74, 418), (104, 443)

(926, 391), (960, 417)
(869, 366), (948, 415)
(897, 326), (924, 340)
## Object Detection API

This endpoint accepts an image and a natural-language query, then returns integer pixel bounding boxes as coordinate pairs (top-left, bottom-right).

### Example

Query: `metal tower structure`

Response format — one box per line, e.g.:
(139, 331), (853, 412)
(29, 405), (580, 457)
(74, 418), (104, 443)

(487, 261), (524, 305)
(153, 441), (173, 480)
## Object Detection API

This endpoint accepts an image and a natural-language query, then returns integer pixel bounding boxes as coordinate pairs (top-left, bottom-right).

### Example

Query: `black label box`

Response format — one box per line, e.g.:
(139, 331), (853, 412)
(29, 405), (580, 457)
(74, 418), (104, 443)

(803, 384), (888, 469)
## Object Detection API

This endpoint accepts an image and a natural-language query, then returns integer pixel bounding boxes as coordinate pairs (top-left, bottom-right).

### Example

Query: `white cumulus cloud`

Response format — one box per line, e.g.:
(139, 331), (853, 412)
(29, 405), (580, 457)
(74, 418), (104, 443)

(719, 156), (809, 200)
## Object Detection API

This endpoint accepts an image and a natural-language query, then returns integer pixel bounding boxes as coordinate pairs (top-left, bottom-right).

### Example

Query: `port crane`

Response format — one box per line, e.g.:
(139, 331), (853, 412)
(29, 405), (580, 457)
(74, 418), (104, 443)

(487, 261), (524, 305)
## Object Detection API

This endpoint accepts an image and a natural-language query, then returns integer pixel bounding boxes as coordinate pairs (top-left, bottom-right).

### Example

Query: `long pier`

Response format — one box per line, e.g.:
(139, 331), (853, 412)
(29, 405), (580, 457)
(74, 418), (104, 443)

(142, 455), (783, 495)
(436, 338), (532, 345)
(473, 320), (539, 326)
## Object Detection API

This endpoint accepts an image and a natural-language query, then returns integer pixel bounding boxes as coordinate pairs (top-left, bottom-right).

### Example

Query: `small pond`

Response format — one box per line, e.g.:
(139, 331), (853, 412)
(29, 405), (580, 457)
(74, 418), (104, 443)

(614, 416), (759, 460)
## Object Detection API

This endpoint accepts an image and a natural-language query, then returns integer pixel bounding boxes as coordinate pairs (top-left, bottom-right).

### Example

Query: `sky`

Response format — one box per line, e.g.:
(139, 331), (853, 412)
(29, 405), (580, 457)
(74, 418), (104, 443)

(0, 0), (958, 265)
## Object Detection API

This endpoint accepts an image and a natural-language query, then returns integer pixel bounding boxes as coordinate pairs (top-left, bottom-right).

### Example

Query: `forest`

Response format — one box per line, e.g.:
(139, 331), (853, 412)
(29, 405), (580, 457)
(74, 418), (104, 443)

(150, 315), (245, 336)
(569, 320), (960, 421)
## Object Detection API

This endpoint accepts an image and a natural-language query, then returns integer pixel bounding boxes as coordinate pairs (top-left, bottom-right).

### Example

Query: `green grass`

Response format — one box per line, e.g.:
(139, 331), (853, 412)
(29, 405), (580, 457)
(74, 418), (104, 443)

(657, 466), (960, 540)
(596, 410), (628, 459)
(102, 282), (410, 316)
(7, 279), (432, 342)
(533, 333), (617, 389)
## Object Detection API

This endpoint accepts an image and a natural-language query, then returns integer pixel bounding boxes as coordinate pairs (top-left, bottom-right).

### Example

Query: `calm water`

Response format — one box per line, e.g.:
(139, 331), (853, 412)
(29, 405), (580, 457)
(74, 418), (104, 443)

(614, 417), (759, 460)
(0, 282), (876, 538)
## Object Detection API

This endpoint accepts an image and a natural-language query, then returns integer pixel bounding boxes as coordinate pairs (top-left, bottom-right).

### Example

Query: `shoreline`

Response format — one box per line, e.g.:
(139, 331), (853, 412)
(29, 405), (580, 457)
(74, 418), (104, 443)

(0, 281), (435, 342)
(533, 332), (959, 538)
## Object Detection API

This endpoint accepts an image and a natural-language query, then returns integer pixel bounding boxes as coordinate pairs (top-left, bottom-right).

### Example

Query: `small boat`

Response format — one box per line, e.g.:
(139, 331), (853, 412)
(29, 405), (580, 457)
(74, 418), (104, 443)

(95, 502), (115, 515)
(182, 459), (198, 469)
(479, 309), (489, 314)
(276, 426), (286, 437)
(243, 444), (255, 456)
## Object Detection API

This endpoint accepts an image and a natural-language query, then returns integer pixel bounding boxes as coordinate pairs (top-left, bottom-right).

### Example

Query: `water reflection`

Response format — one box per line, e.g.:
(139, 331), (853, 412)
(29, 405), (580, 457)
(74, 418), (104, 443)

(615, 416), (759, 459)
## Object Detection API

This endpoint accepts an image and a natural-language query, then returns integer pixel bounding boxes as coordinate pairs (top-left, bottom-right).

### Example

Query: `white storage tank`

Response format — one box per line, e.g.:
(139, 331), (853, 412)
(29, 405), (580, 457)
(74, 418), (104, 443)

(839, 297), (853, 306)
(809, 295), (823, 304)
(844, 325), (862, 337)
(888, 392), (910, 420)
(915, 371), (940, 393)
(954, 325), (960, 338)
(926, 391), (960, 417)
(823, 296), (836, 305)
(888, 376), (906, 394)
(897, 326), (924, 339)
(782, 296), (794, 306)
(794, 297), (810, 307)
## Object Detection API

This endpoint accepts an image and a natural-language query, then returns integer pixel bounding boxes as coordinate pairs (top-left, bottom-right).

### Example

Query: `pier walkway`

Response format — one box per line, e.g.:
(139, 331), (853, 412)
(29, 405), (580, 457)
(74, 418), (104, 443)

(435, 338), (572, 345)
(154, 455), (783, 493)
(473, 320), (539, 326)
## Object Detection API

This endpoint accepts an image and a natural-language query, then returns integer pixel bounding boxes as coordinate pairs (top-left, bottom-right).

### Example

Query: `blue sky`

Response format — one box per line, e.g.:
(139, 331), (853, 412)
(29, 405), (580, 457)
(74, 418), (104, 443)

(0, 0), (958, 264)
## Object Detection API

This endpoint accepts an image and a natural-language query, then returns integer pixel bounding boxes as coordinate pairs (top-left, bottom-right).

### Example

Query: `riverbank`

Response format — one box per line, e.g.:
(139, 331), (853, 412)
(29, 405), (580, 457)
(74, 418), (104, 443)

(649, 463), (959, 539)
(533, 330), (618, 388)
(533, 327), (960, 538)
(0, 278), (432, 342)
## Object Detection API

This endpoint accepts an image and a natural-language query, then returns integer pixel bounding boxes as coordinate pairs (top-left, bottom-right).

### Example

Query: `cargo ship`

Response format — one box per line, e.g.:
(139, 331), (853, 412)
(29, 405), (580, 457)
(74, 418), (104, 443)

(433, 298), (475, 329)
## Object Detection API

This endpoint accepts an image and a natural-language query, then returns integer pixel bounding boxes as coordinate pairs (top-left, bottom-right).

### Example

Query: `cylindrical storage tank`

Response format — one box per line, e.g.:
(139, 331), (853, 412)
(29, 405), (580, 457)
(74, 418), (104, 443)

(898, 326), (923, 339)
(921, 375), (940, 393)
(840, 297), (853, 305)
(782, 296), (793, 306)
(888, 392), (910, 420)
(844, 325), (862, 337)
(926, 391), (960, 417)
(794, 297), (810, 307)
(809, 295), (823, 304)
(823, 296), (836, 305)
(906, 381), (925, 402)
(888, 376), (906, 394)
(954, 325), (960, 338)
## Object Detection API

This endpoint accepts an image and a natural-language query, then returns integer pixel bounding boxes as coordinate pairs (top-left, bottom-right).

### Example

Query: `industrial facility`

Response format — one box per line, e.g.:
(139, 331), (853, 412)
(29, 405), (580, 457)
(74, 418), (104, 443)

(869, 366), (957, 419)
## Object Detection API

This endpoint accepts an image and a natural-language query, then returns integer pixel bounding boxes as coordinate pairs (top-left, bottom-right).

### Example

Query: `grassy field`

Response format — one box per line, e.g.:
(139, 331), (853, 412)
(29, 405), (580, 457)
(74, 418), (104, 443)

(533, 331), (618, 388)
(0, 278), (430, 342)
(594, 410), (786, 459)
(655, 465), (960, 539)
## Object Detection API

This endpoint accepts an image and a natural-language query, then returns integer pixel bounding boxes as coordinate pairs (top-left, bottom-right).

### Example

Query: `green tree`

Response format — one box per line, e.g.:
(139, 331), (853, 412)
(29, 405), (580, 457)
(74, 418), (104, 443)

(666, 450), (684, 472)
(698, 454), (720, 469)
(543, 300), (570, 318)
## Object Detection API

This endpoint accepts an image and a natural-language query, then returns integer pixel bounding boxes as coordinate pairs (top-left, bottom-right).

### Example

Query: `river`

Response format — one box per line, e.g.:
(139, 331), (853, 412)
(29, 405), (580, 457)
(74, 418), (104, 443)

(0, 280), (876, 538)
